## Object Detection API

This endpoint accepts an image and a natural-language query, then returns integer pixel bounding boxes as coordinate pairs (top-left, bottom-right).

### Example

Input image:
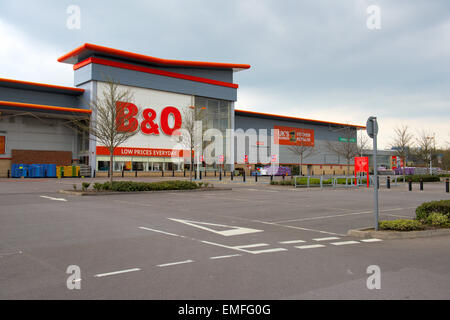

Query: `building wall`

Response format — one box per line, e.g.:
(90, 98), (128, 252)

(0, 115), (78, 160)
(75, 61), (237, 101)
(234, 114), (358, 172)
(0, 86), (82, 108)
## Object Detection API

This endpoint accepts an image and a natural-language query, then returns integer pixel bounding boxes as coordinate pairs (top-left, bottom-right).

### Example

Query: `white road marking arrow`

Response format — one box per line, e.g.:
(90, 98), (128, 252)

(168, 218), (263, 236)
(40, 196), (67, 202)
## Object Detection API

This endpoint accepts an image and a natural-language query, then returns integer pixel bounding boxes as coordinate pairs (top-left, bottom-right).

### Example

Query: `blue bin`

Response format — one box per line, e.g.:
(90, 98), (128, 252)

(11, 164), (19, 178)
(31, 164), (45, 178)
(46, 164), (57, 178)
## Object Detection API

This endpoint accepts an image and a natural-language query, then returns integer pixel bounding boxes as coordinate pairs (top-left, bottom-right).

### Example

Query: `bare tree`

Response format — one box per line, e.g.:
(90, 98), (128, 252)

(326, 126), (358, 176)
(72, 80), (137, 184)
(414, 130), (436, 166)
(390, 125), (414, 174)
(287, 139), (316, 176)
(357, 129), (370, 157)
(178, 106), (207, 181)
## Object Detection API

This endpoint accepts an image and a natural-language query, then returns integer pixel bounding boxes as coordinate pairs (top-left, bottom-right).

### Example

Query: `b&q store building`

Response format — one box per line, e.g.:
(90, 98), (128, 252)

(0, 43), (365, 177)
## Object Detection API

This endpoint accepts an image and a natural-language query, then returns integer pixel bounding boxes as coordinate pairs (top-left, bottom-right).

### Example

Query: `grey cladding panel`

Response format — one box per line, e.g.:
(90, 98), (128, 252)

(0, 87), (82, 108)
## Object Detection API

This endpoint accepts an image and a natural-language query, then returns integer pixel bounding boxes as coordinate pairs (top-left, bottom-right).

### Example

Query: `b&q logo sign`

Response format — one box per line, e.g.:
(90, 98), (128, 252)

(116, 101), (182, 136)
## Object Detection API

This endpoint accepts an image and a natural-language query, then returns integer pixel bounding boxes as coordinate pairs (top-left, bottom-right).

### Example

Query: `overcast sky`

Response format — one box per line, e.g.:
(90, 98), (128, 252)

(1, 0), (449, 148)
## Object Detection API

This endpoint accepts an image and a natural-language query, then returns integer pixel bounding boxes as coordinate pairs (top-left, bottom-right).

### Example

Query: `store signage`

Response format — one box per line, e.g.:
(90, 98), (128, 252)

(274, 126), (314, 146)
(96, 146), (189, 158)
(354, 156), (369, 188)
(391, 156), (397, 169)
(116, 101), (182, 136)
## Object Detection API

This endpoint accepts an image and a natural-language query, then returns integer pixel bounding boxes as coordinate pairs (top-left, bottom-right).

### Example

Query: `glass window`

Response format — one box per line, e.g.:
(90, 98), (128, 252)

(132, 162), (144, 171)
(98, 161), (110, 171)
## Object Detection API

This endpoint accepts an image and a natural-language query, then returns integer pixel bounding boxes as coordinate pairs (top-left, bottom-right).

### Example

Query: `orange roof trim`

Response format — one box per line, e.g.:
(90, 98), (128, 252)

(0, 78), (84, 93)
(58, 43), (251, 71)
(235, 109), (366, 129)
(0, 101), (91, 114)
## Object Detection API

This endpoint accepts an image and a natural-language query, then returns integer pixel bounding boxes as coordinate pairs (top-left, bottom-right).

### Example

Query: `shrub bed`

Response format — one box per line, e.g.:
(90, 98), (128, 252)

(415, 199), (450, 221)
(395, 175), (441, 182)
(379, 219), (425, 231)
(92, 180), (200, 192)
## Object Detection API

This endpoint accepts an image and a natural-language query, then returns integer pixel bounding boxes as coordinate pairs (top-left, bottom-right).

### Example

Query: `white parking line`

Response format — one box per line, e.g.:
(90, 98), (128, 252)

(279, 240), (306, 244)
(234, 243), (269, 249)
(139, 227), (185, 238)
(40, 195), (67, 202)
(330, 241), (360, 246)
(312, 237), (340, 241)
(94, 268), (141, 277)
(360, 238), (383, 242)
(295, 244), (326, 249)
(157, 260), (194, 267)
(249, 248), (287, 254)
(210, 254), (242, 260)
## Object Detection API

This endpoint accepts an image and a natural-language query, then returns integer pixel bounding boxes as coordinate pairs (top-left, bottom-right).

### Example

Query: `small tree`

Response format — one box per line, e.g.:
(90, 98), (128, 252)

(326, 126), (358, 176)
(414, 131), (436, 167)
(391, 125), (414, 174)
(287, 138), (316, 176)
(178, 106), (207, 181)
(357, 129), (370, 157)
(72, 80), (137, 184)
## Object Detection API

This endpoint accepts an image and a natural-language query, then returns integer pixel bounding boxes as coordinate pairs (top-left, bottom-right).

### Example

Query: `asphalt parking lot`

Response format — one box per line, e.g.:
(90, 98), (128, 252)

(0, 177), (449, 299)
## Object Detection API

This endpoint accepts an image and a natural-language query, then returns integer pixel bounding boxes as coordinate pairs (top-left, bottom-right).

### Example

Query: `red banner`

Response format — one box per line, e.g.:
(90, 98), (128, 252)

(274, 126), (314, 146)
(96, 146), (189, 158)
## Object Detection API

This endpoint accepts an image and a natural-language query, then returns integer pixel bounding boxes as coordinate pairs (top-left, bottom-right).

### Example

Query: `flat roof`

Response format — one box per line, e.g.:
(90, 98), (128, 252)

(235, 109), (366, 129)
(0, 78), (84, 95)
(58, 43), (251, 72)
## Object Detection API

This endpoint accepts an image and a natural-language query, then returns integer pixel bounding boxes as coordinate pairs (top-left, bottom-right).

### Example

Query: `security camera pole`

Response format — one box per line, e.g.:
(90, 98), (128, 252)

(366, 116), (379, 230)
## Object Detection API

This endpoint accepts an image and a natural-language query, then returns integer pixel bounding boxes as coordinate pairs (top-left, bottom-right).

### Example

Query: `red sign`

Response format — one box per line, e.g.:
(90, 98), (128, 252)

(354, 157), (369, 187)
(218, 155), (224, 163)
(116, 101), (182, 136)
(355, 157), (369, 173)
(274, 125), (314, 146)
(96, 146), (188, 158)
(244, 155), (248, 163)
(391, 156), (397, 169)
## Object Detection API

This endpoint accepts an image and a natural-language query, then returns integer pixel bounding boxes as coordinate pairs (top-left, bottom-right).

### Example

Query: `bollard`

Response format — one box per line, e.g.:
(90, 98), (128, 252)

(282, 175), (285, 181)
(108, 170), (110, 178)
(243, 170), (246, 182)
(255, 173), (258, 182)
(135, 170), (137, 178)
(215, 170), (217, 177)
(387, 176), (390, 189)
(420, 178), (423, 191)
(172, 169), (175, 177)
(93, 170), (96, 178)
(184, 169), (186, 177)
(377, 176), (379, 189)
(446, 178), (449, 193)
(195, 170), (197, 180)
(122, 170), (124, 178)
(199, 171), (202, 180)
(7, 169), (10, 178)
(219, 170), (222, 181)
(162, 169), (164, 177)
(408, 180), (412, 191)
(205, 170), (207, 177)
(271, 175), (273, 182)
(224, 171), (226, 177)
(231, 171), (234, 181)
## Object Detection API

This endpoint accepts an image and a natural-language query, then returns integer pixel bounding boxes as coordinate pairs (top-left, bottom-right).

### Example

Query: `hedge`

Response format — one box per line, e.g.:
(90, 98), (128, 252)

(379, 219), (425, 231)
(395, 175), (441, 182)
(415, 199), (450, 221)
(93, 180), (200, 192)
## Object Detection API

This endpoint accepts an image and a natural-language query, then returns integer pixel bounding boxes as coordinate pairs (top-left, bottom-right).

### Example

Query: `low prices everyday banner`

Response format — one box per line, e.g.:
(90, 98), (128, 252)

(96, 146), (189, 158)
(274, 126), (314, 146)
